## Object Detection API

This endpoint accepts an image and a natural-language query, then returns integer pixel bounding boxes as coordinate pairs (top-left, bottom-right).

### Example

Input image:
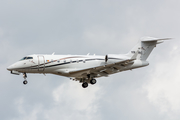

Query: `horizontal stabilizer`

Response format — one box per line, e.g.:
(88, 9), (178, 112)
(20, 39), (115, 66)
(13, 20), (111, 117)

(141, 37), (172, 42)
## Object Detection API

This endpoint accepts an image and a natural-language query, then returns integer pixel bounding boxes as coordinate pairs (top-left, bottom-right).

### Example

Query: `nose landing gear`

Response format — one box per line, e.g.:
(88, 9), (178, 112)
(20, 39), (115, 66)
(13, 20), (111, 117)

(23, 80), (28, 85)
(23, 73), (28, 85)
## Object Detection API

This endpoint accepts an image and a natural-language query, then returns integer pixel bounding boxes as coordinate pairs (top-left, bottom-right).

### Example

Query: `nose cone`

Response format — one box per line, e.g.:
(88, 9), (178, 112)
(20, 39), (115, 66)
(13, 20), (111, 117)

(7, 65), (13, 71)
(7, 63), (19, 71)
(7, 61), (24, 71)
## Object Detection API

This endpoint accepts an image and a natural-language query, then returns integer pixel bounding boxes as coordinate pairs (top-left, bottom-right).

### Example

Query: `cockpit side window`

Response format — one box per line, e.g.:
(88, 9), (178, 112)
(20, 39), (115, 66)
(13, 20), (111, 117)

(26, 57), (33, 60)
(20, 57), (33, 61)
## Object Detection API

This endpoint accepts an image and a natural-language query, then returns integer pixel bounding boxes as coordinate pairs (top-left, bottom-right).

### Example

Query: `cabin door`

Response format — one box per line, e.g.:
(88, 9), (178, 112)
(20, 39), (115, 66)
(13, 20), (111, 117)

(38, 56), (45, 71)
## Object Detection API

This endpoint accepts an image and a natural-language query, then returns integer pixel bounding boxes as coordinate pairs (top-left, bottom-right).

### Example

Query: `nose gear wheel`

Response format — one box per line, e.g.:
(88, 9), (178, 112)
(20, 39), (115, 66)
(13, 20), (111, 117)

(23, 80), (28, 85)
(23, 73), (28, 85)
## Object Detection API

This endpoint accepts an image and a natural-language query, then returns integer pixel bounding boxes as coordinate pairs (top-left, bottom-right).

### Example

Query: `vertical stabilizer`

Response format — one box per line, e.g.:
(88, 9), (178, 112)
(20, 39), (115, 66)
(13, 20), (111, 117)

(126, 37), (171, 60)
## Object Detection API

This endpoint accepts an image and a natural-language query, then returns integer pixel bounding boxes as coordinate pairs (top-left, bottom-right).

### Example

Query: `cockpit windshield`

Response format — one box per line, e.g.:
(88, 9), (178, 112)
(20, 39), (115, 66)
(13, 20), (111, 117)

(20, 57), (33, 61)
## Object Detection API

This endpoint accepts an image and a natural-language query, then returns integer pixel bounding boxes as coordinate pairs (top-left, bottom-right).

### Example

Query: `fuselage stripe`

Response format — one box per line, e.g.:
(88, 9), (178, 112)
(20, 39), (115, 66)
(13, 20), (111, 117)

(17, 58), (123, 70)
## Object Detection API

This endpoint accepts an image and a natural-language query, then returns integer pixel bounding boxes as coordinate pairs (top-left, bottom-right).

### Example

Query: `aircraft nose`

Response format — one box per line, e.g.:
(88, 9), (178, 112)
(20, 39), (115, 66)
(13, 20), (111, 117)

(7, 62), (22, 71)
(7, 63), (18, 71)
(7, 65), (13, 71)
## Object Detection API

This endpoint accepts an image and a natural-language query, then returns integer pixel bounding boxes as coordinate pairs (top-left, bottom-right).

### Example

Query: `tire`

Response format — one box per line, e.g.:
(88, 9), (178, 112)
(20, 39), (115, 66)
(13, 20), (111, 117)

(82, 82), (88, 88)
(90, 79), (96, 85)
(23, 80), (28, 85)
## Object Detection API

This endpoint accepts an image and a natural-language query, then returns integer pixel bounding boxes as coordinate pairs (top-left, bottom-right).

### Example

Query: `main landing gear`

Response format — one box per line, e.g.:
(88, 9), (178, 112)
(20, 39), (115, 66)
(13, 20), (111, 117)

(82, 82), (88, 88)
(23, 73), (28, 85)
(90, 79), (96, 85)
(82, 79), (97, 88)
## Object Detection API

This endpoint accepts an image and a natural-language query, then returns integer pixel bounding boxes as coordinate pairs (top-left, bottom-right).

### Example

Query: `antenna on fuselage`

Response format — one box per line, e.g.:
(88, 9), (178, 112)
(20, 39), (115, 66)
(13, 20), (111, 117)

(87, 53), (90, 56)
(52, 52), (55, 55)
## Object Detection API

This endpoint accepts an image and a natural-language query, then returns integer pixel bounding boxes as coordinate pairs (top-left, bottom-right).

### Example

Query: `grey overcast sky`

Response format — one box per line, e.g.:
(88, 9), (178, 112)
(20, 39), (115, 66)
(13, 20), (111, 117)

(1, 0), (180, 120)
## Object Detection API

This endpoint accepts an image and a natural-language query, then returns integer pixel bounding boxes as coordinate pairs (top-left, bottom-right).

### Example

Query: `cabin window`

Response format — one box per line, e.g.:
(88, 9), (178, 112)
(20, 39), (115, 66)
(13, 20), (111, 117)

(57, 60), (60, 63)
(64, 60), (66, 63)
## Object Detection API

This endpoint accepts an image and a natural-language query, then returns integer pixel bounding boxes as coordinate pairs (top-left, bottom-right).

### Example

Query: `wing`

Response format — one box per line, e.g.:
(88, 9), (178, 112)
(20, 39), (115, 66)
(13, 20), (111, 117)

(69, 58), (135, 80)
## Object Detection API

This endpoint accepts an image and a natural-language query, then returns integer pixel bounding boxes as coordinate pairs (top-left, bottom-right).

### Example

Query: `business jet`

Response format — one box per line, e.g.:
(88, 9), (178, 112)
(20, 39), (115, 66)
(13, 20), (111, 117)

(7, 37), (171, 88)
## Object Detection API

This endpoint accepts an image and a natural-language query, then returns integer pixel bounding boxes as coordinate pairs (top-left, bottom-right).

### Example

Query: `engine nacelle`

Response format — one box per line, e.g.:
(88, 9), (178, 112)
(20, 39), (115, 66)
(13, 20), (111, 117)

(11, 70), (20, 75)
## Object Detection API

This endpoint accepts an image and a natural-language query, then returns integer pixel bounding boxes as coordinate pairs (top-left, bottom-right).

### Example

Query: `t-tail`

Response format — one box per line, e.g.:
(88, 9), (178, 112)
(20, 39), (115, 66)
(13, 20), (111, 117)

(127, 37), (172, 60)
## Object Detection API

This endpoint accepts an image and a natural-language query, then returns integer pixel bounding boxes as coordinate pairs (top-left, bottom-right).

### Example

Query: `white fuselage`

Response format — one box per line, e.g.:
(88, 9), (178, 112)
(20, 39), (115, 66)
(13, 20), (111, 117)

(7, 54), (149, 79)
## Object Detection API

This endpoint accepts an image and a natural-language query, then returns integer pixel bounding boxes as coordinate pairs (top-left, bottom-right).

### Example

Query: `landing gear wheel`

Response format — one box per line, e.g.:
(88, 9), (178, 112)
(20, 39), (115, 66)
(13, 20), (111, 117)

(82, 82), (88, 88)
(90, 79), (96, 85)
(23, 80), (28, 85)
